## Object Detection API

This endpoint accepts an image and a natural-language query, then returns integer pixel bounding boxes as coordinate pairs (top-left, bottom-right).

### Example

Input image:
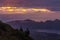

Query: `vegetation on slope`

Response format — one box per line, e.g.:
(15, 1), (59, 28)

(0, 21), (33, 40)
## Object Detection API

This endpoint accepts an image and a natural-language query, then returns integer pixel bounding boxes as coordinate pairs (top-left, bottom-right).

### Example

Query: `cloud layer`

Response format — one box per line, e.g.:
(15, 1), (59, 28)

(0, 0), (60, 11)
(0, 0), (60, 22)
(0, 11), (60, 22)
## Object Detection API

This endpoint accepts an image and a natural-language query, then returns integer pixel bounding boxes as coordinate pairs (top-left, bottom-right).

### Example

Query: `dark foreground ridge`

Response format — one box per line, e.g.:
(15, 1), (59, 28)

(0, 21), (33, 40)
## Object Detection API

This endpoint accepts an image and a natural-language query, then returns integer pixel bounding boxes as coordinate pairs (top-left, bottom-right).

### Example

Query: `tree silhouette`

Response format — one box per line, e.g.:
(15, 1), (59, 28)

(0, 21), (33, 40)
(20, 27), (23, 32)
(25, 28), (30, 37)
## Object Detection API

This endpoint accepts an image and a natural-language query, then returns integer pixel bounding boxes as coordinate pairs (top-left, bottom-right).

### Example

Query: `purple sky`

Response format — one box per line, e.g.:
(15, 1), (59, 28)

(0, 0), (60, 11)
(0, 0), (60, 22)
(0, 11), (60, 22)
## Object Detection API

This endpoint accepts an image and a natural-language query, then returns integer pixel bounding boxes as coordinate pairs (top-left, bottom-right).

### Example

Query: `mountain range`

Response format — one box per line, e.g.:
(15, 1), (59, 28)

(7, 19), (60, 40)
(7, 19), (60, 30)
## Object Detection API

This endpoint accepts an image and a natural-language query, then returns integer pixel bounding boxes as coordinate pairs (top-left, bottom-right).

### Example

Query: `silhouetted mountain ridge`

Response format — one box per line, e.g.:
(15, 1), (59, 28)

(0, 20), (33, 40)
(7, 19), (60, 30)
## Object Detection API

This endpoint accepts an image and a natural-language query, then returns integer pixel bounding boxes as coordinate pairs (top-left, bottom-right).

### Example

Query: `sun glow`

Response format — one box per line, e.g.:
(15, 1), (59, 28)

(0, 6), (53, 14)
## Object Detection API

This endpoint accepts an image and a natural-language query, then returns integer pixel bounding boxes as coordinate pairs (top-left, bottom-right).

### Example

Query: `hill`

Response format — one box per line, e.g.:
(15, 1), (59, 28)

(0, 21), (33, 40)
(7, 19), (60, 40)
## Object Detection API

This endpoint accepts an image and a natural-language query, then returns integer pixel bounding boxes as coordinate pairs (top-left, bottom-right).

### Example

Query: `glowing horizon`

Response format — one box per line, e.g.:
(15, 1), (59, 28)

(0, 6), (53, 14)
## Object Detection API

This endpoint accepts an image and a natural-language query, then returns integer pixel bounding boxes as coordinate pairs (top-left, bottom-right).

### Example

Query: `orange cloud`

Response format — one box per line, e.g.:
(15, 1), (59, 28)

(0, 6), (53, 14)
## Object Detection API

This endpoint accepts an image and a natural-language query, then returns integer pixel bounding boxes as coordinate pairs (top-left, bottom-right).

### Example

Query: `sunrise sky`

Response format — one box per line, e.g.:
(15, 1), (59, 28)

(0, 0), (60, 22)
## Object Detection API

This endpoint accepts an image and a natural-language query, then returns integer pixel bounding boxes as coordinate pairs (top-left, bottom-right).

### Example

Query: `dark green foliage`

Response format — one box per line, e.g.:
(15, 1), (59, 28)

(0, 21), (33, 40)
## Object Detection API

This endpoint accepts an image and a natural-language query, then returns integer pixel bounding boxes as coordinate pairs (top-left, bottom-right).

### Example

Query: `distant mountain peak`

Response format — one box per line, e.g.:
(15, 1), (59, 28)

(24, 19), (34, 22)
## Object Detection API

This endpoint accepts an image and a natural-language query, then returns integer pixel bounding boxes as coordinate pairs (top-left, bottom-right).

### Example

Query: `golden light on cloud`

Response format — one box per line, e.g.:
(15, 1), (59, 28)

(0, 6), (53, 14)
(39, 9), (51, 12)
(32, 8), (51, 12)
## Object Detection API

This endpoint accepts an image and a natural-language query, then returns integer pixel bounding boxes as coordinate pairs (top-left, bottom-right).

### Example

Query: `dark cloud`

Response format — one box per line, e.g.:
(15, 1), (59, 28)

(0, 0), (60, 11)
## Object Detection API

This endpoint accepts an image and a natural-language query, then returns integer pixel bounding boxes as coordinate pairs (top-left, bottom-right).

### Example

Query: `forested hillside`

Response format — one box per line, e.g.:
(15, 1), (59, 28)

(0, 21), (33, 40)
